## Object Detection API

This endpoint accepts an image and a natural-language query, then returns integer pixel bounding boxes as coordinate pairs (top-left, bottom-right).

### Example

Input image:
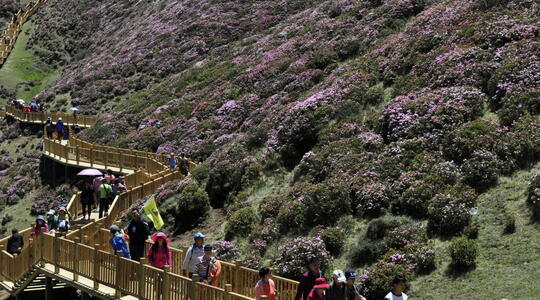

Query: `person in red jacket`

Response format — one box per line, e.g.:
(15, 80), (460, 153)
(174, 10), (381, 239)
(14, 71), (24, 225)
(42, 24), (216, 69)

(307, 278), (330, 300)
(295, 257), (324, 300)
(146, 232), (172, 269)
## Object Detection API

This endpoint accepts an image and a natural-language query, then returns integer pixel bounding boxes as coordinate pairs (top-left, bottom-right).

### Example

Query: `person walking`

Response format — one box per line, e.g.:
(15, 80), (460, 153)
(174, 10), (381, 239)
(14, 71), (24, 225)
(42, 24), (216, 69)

(328, 270), (347, 300)
(54, 117), (64, 140)
(167, 154), (177, 170)
(384, 274), (408, 300)
(195, 245), (221, 286)
(80, 181), (94, 220)
(98, 179), (113, 218)
(126, 210), (150, 261)
(31, 216), (49, 237)
(44, 117), (54, 139)
(295, 257), (324, 300)
(6, 229), (24, 255)
(46, 209), (58, 231)
(344, 270), (366, 300)
(104, 169), (115, 184)
(57, 207), (70, 232)
(255, 267), (277, 300)
(147, 232), (172, 269)
(307, 278), (330, 300)
(109, 225), (131, 258)
(182, 232), (205, 277)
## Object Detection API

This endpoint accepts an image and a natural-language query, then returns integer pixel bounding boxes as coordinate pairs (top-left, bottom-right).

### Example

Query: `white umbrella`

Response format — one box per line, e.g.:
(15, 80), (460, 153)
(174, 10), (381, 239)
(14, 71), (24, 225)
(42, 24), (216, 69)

(15, 99), (25, 103)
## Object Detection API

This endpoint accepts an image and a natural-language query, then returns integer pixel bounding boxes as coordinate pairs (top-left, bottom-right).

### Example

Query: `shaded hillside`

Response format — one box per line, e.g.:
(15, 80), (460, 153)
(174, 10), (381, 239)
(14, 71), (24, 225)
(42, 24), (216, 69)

(1, 0), (540, 298)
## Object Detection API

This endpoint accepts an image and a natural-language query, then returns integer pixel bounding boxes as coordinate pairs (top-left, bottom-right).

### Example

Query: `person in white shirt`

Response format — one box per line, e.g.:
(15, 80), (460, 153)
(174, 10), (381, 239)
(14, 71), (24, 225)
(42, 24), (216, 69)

(384, 274), (408, 300)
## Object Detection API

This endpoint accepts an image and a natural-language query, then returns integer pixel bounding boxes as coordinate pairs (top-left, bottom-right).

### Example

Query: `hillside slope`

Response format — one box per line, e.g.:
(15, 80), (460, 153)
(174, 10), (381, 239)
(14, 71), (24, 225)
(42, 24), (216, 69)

(1, 0), (539, 298)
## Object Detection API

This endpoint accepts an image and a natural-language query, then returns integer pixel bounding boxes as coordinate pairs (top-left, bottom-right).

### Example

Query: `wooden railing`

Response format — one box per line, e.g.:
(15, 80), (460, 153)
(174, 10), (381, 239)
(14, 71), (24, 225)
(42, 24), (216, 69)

(5, 105), (98, 127)
(1, 0), (50, 67)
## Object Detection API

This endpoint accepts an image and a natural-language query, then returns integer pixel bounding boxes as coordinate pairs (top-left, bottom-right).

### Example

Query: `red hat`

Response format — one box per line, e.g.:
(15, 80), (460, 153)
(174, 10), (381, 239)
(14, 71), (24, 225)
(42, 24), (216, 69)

(152, 232), (169, 244)
(313, 277), (330, 289)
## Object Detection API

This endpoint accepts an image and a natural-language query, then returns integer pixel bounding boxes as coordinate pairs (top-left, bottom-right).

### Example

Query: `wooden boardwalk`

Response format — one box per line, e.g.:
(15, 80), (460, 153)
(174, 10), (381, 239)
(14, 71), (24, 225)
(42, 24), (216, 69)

(0, 104), (300, 299)
(0, 3), (299, 298)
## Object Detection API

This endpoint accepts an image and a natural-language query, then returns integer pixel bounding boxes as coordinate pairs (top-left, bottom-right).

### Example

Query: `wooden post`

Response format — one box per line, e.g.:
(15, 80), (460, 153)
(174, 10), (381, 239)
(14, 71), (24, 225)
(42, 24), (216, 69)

(76, 146), (80, 164)
(115, 251), (122, 298)
(224, 284), (232, 300)
(190, 274), (200, 300)
(0, 245), (4, 280)
(93, 244), (100, 290)
(138, 258), (146, 300)
(162, 265), (170, 300)
(73, 237), (80, 281)
(90, 148), (94, 167)
(119, 151), (123, 172)
(53, 232), (59, 274)
(29, 238), (35, 263)
(234, 260), (242, 292)
(40, 227), (45, 267)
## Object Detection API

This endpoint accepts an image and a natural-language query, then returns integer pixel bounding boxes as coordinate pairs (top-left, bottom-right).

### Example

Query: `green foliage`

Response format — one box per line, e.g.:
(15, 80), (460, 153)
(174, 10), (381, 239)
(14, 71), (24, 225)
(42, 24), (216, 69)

(359, 262), (412, 300)
(161, 183), (210, 234)
(474, 0), (510, 10)
(225, 206), (258, 240)
(503, 211), (516, 234)
(319, 226), (345, 256)
(448, 237), (478, 270)
(190, 163), (210, 183)
(310, 48), (338, 70)
(427, 184), (477, 235)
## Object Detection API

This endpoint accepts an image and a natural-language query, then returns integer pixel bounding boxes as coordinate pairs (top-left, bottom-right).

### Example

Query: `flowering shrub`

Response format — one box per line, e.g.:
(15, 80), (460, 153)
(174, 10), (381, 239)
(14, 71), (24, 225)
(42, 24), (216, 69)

(159, 182), (210, 234)
(380, 87), (485, 142)
(352, 181), (389, 218)
(209, 241), (240, 262)
(358, 262), (412, 300)
(273, 236), (331, 279)
(442, 119), (499, 163)
(527, 172), (540, 219)
(319, 226), (346, 256)
(448, 237), (478, 270)
(427, 184), (477, 235)
(225, 206), (258, 240)
(461, 150), (502, 191)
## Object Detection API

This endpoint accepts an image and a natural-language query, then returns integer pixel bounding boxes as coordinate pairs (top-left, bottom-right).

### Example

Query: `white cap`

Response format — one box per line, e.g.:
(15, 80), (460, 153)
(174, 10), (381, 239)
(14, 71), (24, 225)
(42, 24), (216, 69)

(332, 270), (346, 283)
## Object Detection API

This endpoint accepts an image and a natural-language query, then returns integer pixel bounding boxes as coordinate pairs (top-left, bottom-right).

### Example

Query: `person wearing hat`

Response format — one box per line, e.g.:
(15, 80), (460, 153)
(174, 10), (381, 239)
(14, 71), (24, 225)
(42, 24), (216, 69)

(54, 117), (64, 141)
(31, 215), (49, 237)
(182, 232), (205, 277)
(109, 225), (131, 258)
(147, 232), (172, 269)
(46, 209), (58, 231)
(344, 270), (366, 300)
(57, 206), (70, 232)
(255, 267), (277, 300)
(167, 153), (177, 170)
(307, 277), (330, 300)
(7, 229), (24, 255)
(328, 270), (347, 300)
(45, 117), (54, 139)
(295, 257), (324, 300)
(195, 245), (221, 286)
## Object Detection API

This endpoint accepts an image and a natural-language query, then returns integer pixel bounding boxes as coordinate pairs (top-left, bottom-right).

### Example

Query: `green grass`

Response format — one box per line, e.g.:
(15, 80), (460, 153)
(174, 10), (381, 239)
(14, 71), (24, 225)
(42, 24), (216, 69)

(0, 21), (58, 106)
(409, 164), (540, 299)
(1, 192), (36, 234)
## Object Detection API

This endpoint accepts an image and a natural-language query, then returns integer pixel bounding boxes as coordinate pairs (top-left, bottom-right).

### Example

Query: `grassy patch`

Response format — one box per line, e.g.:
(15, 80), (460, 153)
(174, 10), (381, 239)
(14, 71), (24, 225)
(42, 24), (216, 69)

(409, 164), (540, 299)
(0, 21), (58, 105)
(0, 192), (36, 236)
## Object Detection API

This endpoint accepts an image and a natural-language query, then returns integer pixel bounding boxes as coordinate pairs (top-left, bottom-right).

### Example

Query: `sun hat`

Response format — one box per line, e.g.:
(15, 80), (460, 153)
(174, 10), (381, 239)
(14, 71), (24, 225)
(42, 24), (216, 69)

(47, 209), (55, 215)
(36, 215), (45, 222)
(152, 232), (169, 243)
(345, 270), (357, 279)
(193, 232), (205, 239)
(313, 278), (330, 289)
(109, 225), (120, 233)
(332, 270), (346, 283)
(58, 207), (66, 212)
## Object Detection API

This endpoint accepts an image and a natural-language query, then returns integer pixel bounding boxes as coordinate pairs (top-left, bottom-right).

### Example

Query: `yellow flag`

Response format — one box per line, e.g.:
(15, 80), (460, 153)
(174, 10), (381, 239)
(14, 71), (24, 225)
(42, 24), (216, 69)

(143, 197), (164, 230)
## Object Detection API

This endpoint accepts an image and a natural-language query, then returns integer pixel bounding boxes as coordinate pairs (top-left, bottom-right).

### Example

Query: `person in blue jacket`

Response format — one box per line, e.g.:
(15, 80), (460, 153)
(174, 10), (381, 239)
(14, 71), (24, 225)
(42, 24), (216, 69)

(54, 117), (65, 140)
(109, 225), (131, 258)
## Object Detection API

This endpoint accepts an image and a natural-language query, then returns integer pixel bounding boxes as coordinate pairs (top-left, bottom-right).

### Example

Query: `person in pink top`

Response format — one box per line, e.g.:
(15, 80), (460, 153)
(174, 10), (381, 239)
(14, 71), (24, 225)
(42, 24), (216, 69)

(105, 169), (115, 184)
(147, 232), (172, 269)
(31, 215), (49, 237)
(255, 267), (277, 300)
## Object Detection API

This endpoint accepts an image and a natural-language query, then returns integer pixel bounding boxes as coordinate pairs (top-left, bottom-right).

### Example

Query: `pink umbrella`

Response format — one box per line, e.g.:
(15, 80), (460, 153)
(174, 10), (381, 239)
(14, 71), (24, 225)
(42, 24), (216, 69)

(77, 168), (103, 176)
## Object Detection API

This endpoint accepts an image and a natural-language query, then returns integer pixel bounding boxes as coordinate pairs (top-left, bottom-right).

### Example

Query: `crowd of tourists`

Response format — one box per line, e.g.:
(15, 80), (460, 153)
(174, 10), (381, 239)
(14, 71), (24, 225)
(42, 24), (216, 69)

(5, 210), (408, 300)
